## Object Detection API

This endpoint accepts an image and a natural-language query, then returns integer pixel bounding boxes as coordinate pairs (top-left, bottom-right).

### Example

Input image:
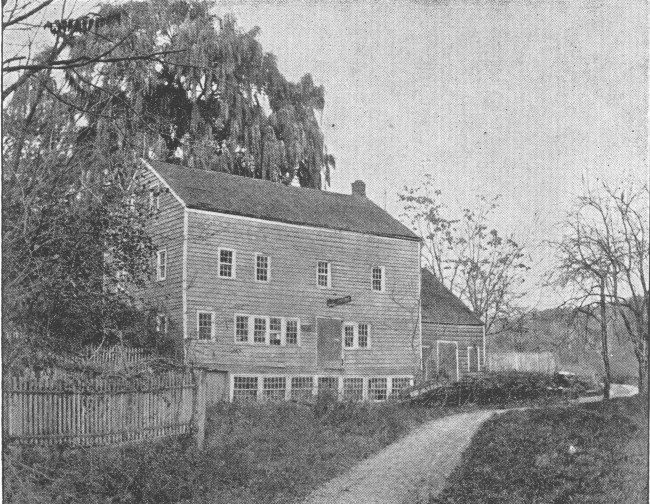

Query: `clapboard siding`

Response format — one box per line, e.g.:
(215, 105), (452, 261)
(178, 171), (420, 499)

(139, 170), (186, 358)
(422, 323), (484, 377)
(185, 210), (420, 376)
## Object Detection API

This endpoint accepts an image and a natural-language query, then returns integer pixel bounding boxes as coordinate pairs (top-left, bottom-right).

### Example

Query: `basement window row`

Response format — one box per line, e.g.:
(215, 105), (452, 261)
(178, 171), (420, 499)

(234, 315), (300, 346)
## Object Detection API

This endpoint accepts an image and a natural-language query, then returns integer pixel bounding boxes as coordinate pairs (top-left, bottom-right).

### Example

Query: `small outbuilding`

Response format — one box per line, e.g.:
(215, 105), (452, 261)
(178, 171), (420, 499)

(420, 269), (485, 381)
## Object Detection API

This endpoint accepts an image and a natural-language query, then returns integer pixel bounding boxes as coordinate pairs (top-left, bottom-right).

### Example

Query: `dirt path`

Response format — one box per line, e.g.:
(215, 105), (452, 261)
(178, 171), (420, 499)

(303, 384), (639, 504)
(302, 409), (498, 504)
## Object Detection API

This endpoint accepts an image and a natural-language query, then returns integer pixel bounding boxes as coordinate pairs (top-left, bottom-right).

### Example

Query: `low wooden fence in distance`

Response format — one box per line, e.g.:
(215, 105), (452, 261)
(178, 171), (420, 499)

(488, 351), (557, 374)
(2, 370), (206, 448)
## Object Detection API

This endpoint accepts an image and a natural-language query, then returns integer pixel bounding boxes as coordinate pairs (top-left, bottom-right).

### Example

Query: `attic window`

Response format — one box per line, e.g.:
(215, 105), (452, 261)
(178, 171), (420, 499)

(317, 261), (331, 288)
(218, 248), (236, 278)
(371, 266), (385, 292)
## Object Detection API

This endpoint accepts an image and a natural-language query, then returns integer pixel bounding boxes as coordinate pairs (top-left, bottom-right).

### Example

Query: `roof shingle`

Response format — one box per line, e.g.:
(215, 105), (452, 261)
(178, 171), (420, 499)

(421, 268), (484, 326)
(146, 160), (419, 241)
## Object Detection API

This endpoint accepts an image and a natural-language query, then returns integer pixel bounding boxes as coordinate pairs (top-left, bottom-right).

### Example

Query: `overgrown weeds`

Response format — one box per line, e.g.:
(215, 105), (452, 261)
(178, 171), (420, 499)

(4, 396), (459, 504)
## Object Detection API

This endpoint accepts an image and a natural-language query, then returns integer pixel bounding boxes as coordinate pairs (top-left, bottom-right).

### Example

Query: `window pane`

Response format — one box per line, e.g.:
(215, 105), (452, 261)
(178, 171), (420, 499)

(235, 315), (249, 342)
(391, 378), (411, 395)
(269, 317), (281, 345)
(157, 250), (166, 280)
(291, 376), (313, 401)
(233, 376), (258, 401)
(318, 377), (338, 392)
(372, 267), (383, 291)
(220, 249), (233, 277)
(262, 376), (286, 401)
(317, 261), (329, 287)
(198, 313), (212, 340)
(344, 325), (355, 348)
(256, 255), (269, 282)
(343, 378), (364, 401)
(368, 378), (387, 400)
(254, 317), (267, 343)
(358, 324), (369, 348)
(286, 320), (298, 345)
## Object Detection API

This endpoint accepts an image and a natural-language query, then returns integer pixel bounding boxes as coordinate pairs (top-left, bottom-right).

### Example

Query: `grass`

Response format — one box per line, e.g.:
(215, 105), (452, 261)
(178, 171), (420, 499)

(427, 396), (648, 504)
(3, 396), (463, 504)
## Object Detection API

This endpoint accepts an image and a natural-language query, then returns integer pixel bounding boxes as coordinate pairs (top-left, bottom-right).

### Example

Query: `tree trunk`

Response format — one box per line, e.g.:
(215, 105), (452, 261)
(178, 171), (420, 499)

(600, 279), (611, 400)
(638, 340), (648, 414)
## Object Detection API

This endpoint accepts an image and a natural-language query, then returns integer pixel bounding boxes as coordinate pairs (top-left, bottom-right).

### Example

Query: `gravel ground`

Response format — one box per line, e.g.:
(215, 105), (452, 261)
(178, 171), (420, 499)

(303, 384), (639, 504)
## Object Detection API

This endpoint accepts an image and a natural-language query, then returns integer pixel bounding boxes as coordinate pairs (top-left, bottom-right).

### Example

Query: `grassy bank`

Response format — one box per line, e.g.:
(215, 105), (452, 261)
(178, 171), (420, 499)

(4, 397), (462, 504)
(428, 396), (648, 504)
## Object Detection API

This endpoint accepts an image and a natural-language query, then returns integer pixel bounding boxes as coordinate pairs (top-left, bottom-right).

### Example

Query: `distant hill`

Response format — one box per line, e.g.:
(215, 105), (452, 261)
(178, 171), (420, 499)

(489, 306), (638, 383)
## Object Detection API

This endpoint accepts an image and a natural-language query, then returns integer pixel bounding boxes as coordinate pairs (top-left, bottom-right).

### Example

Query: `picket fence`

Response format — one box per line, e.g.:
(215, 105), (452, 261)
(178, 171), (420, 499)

(488, 351), (557, 374)
(2, 370), (206, 447)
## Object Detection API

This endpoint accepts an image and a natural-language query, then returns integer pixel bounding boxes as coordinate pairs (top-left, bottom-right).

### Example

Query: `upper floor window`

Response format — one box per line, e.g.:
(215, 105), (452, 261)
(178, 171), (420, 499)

(317, 261), (331, 288)
(343, 322), (370, 349)
(197, 311), (215, 340)
(156, 314), (167, 335)
(156, 249), (167, 281)
(219, 248), (236, 278)
(255, 254), (270, 282)
(371, 266), (385, 292)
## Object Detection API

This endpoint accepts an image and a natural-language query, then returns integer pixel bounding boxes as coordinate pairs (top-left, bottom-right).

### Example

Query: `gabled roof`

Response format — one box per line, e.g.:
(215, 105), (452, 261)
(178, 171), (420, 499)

(145, 160), (419, 241)
(421, 268), (484, 326)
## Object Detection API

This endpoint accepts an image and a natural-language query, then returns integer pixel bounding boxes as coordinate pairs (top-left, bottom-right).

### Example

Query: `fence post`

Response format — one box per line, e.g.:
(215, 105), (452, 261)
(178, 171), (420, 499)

(193, 370), (207, 450)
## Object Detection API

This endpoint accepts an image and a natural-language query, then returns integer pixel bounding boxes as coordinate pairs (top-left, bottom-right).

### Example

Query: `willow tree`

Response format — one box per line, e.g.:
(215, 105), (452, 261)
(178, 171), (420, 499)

(63, 0), (334, 187)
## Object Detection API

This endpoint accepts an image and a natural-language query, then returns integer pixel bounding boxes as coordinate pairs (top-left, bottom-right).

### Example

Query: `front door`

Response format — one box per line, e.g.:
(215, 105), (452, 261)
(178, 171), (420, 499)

(317, 318), (342, 369)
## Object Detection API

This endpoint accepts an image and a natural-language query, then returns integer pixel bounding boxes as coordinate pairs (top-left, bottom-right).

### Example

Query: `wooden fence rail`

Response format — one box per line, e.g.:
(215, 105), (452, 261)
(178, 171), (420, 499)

(2, 370), (205, 447)
(487, 351), (557, 374)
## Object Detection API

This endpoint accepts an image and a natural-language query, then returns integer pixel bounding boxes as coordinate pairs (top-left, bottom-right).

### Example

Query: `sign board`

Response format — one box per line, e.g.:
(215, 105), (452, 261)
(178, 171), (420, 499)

(326, 295), (352, 308)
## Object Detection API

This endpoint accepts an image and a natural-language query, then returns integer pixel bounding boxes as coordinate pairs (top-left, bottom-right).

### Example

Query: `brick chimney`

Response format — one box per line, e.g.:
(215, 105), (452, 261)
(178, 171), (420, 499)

(351, 180), (366, 197)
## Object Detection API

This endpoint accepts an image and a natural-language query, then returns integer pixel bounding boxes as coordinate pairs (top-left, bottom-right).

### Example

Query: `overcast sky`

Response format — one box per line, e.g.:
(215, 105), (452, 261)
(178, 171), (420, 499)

(218, 0), (648, 308)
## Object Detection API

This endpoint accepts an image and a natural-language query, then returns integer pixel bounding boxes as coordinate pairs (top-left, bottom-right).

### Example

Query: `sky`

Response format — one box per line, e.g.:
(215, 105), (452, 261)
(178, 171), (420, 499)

(216, 0), (648, 308)
(5, 0), (648, 308)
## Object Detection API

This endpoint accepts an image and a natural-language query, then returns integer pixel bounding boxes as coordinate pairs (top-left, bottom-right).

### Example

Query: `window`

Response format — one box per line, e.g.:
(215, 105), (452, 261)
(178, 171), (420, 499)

(317, 261), (331, 288)
(253, 317), (267, 344)
(156, 249), (167, 281)
(318, 376), (338, 393)
(344, 325), (355, 348)
(197, 311), (214, 340)
(262, 377), (286, 401)
(156, 314), (167, 335)
(343, 378), (364, 401)
(234, 315), (300, 346)
(233, 376), (258, 401)
(286, 319), (299, 345)
(235, 315), (249, 343)
(269, 318), (282, 345)
(368, 378), (388, 401)
(371, 266), (385, 292)
(255, 254), (270, 282)
(342, 323), (371, 349)
(291, 377), (313, 401)
(468, 346), (480, 373)
(358, 324), (369, 348)
(218, 248), (235, 278)
(391, 378), (411, 395)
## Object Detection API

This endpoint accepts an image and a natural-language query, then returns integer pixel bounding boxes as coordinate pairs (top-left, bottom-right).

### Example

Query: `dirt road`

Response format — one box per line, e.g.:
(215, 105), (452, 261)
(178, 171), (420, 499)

(303, 384), (639, 504)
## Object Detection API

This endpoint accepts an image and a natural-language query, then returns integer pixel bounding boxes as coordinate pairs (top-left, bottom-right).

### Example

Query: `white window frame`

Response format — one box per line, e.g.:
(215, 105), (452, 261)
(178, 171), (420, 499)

(254, 253), (271, 283)
(218, 248), (236, 279)
(156, 249), (167, 281)
(316, 261), (332, 289)
(196, 310), (215, 341)
(341, 322), (371, 350)
(371, 266), (386, 292)
(156, 313), (168, 335)
(233, 314), (301, 346)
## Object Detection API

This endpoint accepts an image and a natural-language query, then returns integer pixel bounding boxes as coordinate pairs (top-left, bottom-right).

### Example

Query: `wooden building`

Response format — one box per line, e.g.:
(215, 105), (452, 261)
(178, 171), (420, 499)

(420, 269), (485, 381)
(139, 160), (422, 402)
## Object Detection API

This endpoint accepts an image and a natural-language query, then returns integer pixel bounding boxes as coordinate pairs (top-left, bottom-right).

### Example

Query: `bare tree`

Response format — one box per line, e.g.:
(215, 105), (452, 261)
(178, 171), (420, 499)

(400, 176), (530, 334)
(553, 179), (649, 400)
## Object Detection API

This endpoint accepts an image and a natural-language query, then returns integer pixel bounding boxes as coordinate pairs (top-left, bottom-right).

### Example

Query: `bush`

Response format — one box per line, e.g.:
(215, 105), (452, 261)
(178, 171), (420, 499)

(411, 371), (591, 407)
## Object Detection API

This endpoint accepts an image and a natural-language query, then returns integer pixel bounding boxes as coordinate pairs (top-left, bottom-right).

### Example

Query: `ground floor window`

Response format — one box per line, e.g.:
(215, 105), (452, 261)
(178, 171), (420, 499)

(318, 376), (338, 393)
(233, 376), (258, 401)
(391, 377), (411, 395)
(368, 378), (388, 400)
(291, 376), (314, 401)
(343, 378), (364, 401)
(467, 345), (480, 373)
(262, 376), (286, 401)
